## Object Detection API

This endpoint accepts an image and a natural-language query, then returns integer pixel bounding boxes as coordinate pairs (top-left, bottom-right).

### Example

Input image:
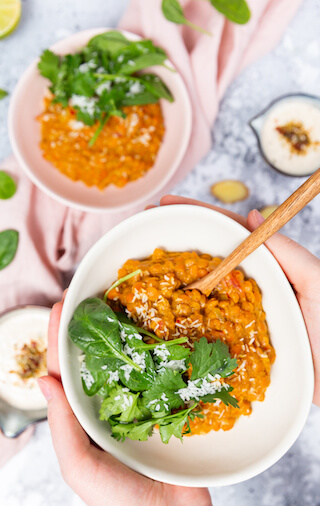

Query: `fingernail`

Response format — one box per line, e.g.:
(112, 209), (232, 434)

(254, 209), (265, 226)
(37, 377), (52, 401)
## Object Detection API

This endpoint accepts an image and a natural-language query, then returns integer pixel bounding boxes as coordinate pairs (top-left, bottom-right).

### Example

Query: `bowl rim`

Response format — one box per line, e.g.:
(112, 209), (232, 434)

(58, 204), (314, 487)
(248, 92), (320, 178)
(8, 27), (192, 213)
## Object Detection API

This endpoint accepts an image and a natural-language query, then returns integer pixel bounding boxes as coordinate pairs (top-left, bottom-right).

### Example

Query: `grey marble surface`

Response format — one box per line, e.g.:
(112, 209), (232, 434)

(1, 0), (320, 505)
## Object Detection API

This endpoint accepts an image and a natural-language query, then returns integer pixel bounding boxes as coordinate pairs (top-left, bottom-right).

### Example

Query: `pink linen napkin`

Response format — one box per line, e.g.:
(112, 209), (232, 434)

(0, 0), (302, 313)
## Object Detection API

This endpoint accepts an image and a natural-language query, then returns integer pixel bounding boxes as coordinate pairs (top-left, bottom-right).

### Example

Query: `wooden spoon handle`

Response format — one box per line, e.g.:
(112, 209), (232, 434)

(187, 167), (320, 294)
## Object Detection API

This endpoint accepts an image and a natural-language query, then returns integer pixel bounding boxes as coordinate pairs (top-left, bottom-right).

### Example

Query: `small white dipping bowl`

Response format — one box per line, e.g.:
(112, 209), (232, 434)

(8, 28), (192, 213)
(59, 205), (314, 487)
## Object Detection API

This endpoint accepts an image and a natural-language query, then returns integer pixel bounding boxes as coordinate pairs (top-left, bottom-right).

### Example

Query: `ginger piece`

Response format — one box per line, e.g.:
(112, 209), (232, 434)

(210, 180), (249, 204)
(260, 205), (278, 219)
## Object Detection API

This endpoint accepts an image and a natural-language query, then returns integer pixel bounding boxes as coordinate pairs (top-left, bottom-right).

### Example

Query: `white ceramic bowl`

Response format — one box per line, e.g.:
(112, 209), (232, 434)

(8, 28), (192, 213)
(59, 205), (314, 487)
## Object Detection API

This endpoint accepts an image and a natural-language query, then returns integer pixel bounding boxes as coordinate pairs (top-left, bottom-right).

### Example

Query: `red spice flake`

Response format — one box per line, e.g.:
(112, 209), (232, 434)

(276, 121), (311, 154)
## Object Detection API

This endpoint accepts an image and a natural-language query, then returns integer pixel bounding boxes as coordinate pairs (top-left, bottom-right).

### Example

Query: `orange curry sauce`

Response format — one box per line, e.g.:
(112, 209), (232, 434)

(107, 249), (275, 435)
(38, 98), (165, 189)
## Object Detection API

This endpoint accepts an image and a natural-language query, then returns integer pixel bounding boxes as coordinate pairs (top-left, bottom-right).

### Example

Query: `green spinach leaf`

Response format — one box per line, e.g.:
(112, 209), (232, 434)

(68, 298), (141, 370)
(0, 230), (19, 270)
(0, 89), (8, 100)
(161, 0), (211, 35)
(0, 171), (16, 199)
(209, 0), (250, 24)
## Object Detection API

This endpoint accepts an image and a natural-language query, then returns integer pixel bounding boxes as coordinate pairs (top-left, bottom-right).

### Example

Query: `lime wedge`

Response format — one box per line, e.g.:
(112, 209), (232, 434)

(0, 0), (21, 39)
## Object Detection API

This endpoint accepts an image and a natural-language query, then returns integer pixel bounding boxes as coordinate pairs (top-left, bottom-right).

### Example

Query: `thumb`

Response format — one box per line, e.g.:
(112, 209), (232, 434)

(247, 209), (319, 294)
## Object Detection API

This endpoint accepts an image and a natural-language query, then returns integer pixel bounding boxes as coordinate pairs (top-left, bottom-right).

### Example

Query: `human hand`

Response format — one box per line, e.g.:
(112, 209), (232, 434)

(0, 426), (34, 468)
(158, 195), (320, 407)
(37, 300), (212, 506)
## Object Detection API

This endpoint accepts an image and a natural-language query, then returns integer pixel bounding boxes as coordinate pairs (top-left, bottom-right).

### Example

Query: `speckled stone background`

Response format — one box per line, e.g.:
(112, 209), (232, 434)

(0, 0), (320, 505)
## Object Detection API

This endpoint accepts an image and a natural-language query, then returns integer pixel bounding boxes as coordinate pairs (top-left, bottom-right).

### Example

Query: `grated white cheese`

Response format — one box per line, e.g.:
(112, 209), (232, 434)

(80, 360), (95, 389)
(120, 364), (133, 381)
(157, 359), (186, 372)
(107, 370), (119, 384)
(96, 80), (112, 96)
(176, 377), (224, 402)
(153, 344), (170, 361)
(79, 61), (97, 73)
(70, 95), (96, 116)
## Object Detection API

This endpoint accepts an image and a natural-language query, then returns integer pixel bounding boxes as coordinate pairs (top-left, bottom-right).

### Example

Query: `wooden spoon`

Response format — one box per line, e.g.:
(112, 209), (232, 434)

(185, 167), (320, 295)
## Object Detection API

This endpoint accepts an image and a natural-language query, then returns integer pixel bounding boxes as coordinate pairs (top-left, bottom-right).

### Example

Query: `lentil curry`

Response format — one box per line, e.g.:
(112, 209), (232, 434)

(108, 248), (275, 434)
(38, 98), (165, 189)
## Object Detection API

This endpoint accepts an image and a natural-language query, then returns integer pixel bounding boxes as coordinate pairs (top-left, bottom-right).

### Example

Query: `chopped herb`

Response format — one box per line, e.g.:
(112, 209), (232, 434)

(69, 296), (238, 444)
(38, 31), (174, 145)
(104, 268), (142, 301)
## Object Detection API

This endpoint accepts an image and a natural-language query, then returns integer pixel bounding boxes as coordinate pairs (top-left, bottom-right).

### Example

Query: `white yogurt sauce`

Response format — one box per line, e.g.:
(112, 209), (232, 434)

(0, 307), (50, 411)
(260, 97), (320, 176)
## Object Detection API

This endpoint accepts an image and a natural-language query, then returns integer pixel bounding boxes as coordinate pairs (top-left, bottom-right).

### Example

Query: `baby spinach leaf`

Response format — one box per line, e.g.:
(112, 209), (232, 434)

(81, 365), (109, 397)
(0, 89), (8, 100)
(0, 230), (19, 270)
(84, 352), (121, 372)
(119, 361), (154, 392)
(88, 31), (129, 55)
(119, 53), (168, 75)
(143, 369), (185, 413)
(68, 298), (141, 371)
(209, 0), (251, 24)
(116, 312), (156, 338)
(161, 0), (188, 25)
(0, 171), (16, 199)
(160, 344), (191, 361)
(161, 0), (211, 35)
(189, 337), (237, 380)
(140, 74), (174, 102)
(121, 90), (159, 107)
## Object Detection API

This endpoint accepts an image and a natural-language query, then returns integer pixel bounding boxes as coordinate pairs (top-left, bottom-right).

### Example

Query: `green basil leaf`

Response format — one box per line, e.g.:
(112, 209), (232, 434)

(0, 171), (16, 199)
(0, 89), (8, 100)
(209, 0), (251, 24)
(0, 230), (19, 270)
